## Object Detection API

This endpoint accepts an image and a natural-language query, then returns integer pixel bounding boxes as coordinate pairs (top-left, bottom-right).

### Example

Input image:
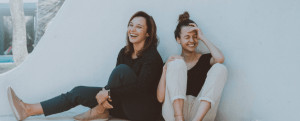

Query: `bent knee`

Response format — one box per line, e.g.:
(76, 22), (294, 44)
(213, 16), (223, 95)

(71, 86), (86, 93)
(211, 63), (228, 74)
(115, 64), (131, 71)
(167, 59), (187, 71)
(113, 64), (135, 76)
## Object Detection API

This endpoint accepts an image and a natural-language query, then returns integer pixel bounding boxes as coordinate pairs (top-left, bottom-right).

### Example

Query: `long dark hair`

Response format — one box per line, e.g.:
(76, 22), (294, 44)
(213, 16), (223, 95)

(174, 11), (197, 39)
(125, 11), (158, 57)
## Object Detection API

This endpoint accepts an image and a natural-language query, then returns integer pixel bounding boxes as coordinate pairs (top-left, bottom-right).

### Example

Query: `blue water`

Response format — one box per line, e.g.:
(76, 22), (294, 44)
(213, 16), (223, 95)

(0, 56), (14, 63)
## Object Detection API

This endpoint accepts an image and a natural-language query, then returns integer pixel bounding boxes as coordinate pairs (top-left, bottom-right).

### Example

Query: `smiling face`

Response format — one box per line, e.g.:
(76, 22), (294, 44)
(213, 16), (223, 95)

(176, 26), (198, 53)
(127, 17), (149, 45)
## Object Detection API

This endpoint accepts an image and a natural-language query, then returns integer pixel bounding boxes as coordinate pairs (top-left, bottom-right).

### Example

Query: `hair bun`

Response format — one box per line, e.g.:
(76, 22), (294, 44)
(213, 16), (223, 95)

(178, 11), (190, 22)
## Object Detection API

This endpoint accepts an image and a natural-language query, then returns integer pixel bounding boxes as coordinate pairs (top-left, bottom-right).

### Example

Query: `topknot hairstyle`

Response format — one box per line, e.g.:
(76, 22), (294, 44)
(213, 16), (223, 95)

(174, 11), (197, 39)
(178, 11), (190, 23)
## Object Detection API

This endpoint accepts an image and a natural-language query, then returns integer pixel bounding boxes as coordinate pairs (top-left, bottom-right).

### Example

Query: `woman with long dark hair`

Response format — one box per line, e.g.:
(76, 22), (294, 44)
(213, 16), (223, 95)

(8, 11), (163, 121)
(157, 11), (228, 121)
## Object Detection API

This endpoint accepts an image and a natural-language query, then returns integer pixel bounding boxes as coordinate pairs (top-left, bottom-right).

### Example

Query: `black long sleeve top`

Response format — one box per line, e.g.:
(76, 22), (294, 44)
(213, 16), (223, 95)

(110, 45), (163, 99)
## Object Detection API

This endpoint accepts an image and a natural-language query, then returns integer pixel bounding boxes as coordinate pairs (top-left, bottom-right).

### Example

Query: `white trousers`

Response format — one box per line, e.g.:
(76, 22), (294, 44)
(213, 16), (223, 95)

(162, 59), (228, 121)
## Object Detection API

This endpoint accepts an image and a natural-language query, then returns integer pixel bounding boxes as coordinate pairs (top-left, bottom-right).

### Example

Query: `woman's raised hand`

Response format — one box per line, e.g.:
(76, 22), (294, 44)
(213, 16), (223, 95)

(188, 23), (205, 41)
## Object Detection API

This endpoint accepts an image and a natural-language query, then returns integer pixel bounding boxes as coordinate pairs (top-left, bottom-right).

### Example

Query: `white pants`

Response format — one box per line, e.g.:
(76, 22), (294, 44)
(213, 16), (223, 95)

(162, 59), (228, 121)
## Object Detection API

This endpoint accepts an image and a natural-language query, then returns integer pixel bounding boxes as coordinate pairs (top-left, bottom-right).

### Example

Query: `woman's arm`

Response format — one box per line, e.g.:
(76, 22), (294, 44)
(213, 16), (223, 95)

(201, 37), (225, 65)
(157, 68), (167, 103)
(188, 23), (225, 65)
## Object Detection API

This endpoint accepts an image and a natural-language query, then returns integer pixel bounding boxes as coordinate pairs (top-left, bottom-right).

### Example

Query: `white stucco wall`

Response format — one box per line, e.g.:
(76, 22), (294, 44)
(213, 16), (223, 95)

(0, 0), (299, 120)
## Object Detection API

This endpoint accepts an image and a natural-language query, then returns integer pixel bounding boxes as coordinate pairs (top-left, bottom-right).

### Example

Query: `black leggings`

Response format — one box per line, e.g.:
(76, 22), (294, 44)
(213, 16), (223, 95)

(40, 64), (138, 119)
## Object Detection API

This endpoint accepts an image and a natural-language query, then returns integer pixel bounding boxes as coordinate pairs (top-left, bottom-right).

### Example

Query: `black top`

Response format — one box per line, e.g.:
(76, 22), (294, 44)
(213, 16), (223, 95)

(186, 53), (212, 97)
(109, 45), (163, 98)
(109, 46), (163, 120)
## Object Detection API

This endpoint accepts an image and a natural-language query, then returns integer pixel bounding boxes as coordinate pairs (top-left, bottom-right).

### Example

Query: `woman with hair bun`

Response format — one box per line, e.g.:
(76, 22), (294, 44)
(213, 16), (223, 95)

(157, 11), (228, 121)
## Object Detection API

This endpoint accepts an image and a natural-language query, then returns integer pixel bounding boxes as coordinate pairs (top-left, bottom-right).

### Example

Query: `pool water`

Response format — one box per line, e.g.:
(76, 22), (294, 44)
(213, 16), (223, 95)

(0, 56), (14, 63)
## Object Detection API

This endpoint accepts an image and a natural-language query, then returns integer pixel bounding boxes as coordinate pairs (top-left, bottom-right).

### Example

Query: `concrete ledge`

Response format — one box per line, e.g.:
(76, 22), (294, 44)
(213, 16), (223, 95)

(0, 63), (16, 74)
(0, 114), (129, 121)
(0, 106), (129, 121)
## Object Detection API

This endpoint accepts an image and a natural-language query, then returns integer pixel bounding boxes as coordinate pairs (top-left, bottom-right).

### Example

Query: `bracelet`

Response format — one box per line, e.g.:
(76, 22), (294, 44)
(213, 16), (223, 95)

(174, 114), (184, 117)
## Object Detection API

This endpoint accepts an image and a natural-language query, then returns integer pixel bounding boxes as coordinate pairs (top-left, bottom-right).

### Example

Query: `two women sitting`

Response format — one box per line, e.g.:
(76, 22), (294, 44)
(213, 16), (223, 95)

(7, 11), (227, 121)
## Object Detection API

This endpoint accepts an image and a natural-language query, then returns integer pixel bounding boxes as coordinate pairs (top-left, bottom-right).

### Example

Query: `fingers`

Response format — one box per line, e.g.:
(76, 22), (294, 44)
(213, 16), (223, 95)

(173, 55), (183, 59)
(167, 56), (183, 63)
(187, 23), (200, 33)
(189, 23), (197, 27)
(166, 56), (183, 65)
(168, 58), (175, 62)
(103, 101), (113, 109)
(186, 25), (204, 40)
(188, 23), (203, 35)
(166, 57), (174, 63)
(168, 56), (179, 60)
(187, 27), (199, 33)
(170, 55), (183, 60)
(96, 96), (105, 104)
(166, 56), (183, 67)
(96, 94), (100, 104)
(107, 97), (112, 102)
(97, 98), (101, 105)
(164, 55), (183, 71)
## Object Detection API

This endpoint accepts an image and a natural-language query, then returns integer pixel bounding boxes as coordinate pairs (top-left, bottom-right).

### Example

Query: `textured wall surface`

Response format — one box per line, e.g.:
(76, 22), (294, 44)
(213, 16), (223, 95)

(9, 0), (28, 65)
(34, 0), (65, 46)
(0, 0), (299, 120)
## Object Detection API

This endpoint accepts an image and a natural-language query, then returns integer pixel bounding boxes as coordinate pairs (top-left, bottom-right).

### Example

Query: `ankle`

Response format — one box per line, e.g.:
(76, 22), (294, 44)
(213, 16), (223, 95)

(23, 103), (32, 115)
(94, 105), (106, 114)
(174, 114), (184, 121)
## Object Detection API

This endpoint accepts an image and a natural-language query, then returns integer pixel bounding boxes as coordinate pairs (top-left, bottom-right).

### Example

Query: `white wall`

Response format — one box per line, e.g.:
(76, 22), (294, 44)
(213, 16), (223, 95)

(0, 0), (299, 120)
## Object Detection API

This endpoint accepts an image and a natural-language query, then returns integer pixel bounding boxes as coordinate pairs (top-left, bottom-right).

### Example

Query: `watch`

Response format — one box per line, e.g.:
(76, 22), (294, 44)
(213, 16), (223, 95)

(107, 89), (111, 100)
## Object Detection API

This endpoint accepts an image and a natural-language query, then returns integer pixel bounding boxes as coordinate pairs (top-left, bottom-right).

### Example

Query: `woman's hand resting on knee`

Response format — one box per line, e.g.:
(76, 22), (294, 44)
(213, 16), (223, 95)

(157, 55), (183, 103)
(96, 88), (108, 104)
(96, 88), (113, 109)
(102, 100), (113, 109)
(163, 55), (183, 71)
